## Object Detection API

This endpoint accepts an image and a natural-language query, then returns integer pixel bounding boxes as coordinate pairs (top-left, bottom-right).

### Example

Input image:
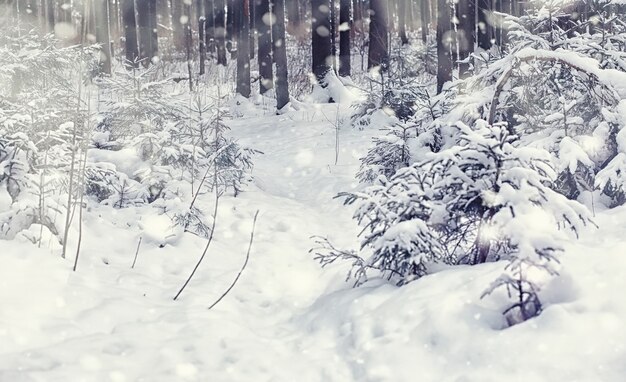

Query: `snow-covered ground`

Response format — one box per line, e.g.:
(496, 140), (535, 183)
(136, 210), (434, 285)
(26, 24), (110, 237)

(1, 104), (624, 381)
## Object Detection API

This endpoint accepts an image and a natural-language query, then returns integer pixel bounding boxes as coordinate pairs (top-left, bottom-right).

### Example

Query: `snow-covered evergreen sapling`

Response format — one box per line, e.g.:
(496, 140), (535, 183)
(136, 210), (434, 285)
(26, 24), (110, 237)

(319, 120), (592, 318)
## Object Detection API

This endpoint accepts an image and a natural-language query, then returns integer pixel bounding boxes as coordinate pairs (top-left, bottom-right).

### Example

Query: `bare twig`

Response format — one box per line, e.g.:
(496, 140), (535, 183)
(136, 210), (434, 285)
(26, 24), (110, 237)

(208, 210), (260, 310)
(173, 188), (220, 301)
(131, 236), (143, 269)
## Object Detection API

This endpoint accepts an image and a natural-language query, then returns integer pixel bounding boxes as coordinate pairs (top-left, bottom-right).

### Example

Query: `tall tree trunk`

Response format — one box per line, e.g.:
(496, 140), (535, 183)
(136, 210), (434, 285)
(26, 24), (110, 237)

(226, 0), (235, 56)
(397, 0), (408, 44)
(329, 0), (337, 71)
(198, 0), (206, 74)
(312, 0), (332, 84)
(95, 0), (112, 74)
(272, 0), (289, 110)
(420, 0), (429, 43)
(457, 0), (475, 77)
(285, 0), (302, 38)
(137, 0), (158, 65)
(436, 0), (452, 93)
(171, 0), (185, 51)
(477, 0), (491, 49)
(256, 0), (273, 93)
(184, 0), (194, 90)
(367, 0), (389, 70)
(249, 0), (255, 58)
(214, 0), (227, 65)
(236, 0), (251, 97)
(44, 0), (55, 32)
(205, 0), (215, 55)
(339, 0), (351, 76)
(122, 0), (139, 66)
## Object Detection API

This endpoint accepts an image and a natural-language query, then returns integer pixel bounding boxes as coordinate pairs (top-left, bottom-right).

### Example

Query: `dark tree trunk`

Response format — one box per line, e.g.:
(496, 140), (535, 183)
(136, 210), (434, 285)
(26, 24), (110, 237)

(236, 0), (251, 97)
(457, 0), (475, 77)
(256, 0), (273, 93)
(137, 0), (158, 66)
(420, 0), (429, 43)
(198, 0), (207, 74)
(436, 0), (452, 93)
(477, 0), (491, 49)
(95, 0), (112, 74)
(397, 0), (408, 44)
(312, 0), (332, 84)
(339, 0), (351, 76)
(286, 0), (302, 38)
(171, 0), (185, 51)
(494, 0), (502, 46)
(367, 0), (389, 70)
(44, 0), (55, 32)
(330, 0), (337, 71)
(109, 0), (121, 52)
(214, 0), (227, 65)
(249, 0), (255, 58)
(272, 0), (289, 110)
(184, 0), (194, 90)
(122, 0), (139, 66)
(156, 0), (170, 36)
(205, 0), (215, 55)
(226, 0), (235, 56)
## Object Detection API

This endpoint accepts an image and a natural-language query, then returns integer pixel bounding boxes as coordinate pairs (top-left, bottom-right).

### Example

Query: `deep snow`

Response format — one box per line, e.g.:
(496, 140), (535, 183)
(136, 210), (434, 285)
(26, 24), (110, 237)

(1, 103), (624, 382)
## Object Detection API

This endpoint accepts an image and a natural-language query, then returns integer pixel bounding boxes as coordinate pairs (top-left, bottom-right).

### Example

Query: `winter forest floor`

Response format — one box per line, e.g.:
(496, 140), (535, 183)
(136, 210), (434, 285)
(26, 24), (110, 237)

(1, 103), (625, 382)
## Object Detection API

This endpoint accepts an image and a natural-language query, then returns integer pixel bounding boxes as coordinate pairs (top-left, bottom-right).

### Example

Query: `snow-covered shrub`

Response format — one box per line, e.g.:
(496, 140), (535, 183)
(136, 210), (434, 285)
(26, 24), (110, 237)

(96, 65), (187, 139)
(319, 119), (592, 323)
(357, 121), (417, 183)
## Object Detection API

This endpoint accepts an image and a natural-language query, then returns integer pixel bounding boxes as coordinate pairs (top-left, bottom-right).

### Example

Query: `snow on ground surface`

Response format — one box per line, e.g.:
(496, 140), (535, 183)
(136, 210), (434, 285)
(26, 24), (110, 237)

(1, 104), (625, 381)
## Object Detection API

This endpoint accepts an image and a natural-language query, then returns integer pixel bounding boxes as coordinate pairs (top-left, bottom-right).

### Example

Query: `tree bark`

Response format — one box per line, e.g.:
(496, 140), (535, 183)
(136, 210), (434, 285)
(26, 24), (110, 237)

(420, 0), (429, 43)
(236, 0), (251, 97)
(95, 0), (112, 74)
(457, 0), (475, 77)
(137, 0), (158, 66)
(339, 0), (351, 76)
(477, 0), (491, 49)
(436, 0), (452, 93)
(397, 0), (408, 44)
(312, 0), (332, 84)
(367, 0), (389, 71)
(214, 0), (227, 65)
(272, 0), (289, 110)
(171, 0), (185, 51)
(256, 0), (273, 93)
(198, 0), (207, 74)
(122, 0), (139, 66)
(226, 0), (235, 56)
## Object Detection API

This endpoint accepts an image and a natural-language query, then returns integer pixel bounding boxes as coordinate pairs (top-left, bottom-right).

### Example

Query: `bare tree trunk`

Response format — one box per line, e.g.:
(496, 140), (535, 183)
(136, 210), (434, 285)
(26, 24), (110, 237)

(198, 0), (207, 74)
(236, 0), (251, 97)
(137, 0), (158, 66)
(436, 0), (452, 92)
(339, 0), (351, 76)
(226, 0), (235, 56)
(272, 0), (289, 110)
(367, 0), (389, 70)
(122, 0), (139, 66)
(312, 0), (332, 84)
(286, 0), (302, 37)
(215, 0), (227, 65)
(420, 0), (429, 43)
(171, 0), (185, 51)
(397, 0), (408, 44)
(95, 0), (112, 74)
(256, 0), (273, 93)
(477, 0), (491, 49)
(457, 0), (475, 77)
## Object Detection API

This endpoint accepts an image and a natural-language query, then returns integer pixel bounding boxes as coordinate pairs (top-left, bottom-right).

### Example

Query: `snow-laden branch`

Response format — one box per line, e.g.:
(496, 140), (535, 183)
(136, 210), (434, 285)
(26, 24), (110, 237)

(488, 48), (626, 124)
